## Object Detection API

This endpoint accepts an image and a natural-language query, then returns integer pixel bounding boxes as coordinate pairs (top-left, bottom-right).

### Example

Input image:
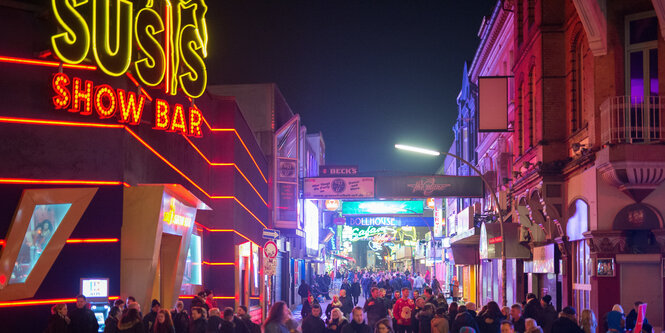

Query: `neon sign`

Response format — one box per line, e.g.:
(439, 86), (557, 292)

(163, 198), (193, 228)
(342, 200), (424, 215)
(51, 73), (203, 137)
(51, 0), (208, 98)
(349, 226), (396, 242)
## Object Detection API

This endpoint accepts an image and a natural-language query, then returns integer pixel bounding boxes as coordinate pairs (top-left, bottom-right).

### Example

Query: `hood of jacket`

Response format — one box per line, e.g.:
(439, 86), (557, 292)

(118, 319), (141, 330)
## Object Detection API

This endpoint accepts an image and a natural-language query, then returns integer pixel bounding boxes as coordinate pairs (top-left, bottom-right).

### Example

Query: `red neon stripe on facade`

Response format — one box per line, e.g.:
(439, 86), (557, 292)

(0, 178), (127, 186)
(125, 73), (153, 102)
(0, 56), (97, 70)
(193, 223), (259, 246)
(181, 134), (267, 206)
(200, 116), (267, 183)
(0, 296), (119, 307)
(0, 117), (124, 129)
(0, 117), (268, 229)
(178, 295), (235, 300)
(66, 238), (119, 243)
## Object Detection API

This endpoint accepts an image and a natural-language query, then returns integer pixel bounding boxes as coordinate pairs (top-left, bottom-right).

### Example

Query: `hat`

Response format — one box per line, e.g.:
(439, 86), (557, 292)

(562, 306), (576, 316)
(459, 327), (476, 333)
(151, 299), (161, 308)
(542, 295), (552, 304)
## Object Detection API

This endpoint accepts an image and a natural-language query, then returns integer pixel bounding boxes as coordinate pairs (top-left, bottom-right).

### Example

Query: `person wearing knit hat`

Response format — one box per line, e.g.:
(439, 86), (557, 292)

(459, 326), (476, 333)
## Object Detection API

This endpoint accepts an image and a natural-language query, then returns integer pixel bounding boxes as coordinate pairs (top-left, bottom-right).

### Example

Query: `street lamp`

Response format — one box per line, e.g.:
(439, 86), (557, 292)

(395, 143), (508, 307)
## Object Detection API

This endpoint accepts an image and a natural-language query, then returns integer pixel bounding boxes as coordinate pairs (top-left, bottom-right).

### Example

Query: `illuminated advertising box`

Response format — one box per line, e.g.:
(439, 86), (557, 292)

(345, 216), (433, 227)
(342, 200), (423, 216)
(80, 278), (109, 302)
(303, 177), (374, 199)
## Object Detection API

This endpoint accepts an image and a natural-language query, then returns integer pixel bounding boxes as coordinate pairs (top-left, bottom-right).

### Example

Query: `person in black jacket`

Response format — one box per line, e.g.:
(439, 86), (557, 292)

(303, 304), (327, 333)
(539, 295), (557, 333)
(550, 307), (583, 333)
(117, 309), (143, 333)
(237, 306), (260, 333)
(476, 301), (502, 333)
(299, 280), (312, 304)
(303, 294), (319, 320)
(342, 307), (371, 333)
(351, 279), (362, 306)
(340, 289), (355, 318)
(46, 303), (71, 333)
(364, 287), (389, 329)
(625, 301), (649, 332)
(144, 299), (161, 332)
(190, 307), (207, 333)
(70, 295), (99, 333)
(103, 306), (121, 333)
(508, 304), (525, 333)
(522, 294), (542, 324)
(172, 301), (190, 333)
(451, 306), (480, 333)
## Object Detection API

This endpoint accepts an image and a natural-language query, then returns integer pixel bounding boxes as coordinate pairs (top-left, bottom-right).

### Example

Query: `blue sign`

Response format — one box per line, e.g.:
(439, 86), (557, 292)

(262, 228), (280, 239)
(345, 216), (433, 227)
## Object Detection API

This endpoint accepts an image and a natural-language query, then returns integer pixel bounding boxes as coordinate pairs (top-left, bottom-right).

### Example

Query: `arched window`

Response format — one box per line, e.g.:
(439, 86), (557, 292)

(567, 199), (590, 311)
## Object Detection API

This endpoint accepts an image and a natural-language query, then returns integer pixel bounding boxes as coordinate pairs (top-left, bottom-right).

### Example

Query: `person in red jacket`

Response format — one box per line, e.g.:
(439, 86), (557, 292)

(393, 287), (415, 333)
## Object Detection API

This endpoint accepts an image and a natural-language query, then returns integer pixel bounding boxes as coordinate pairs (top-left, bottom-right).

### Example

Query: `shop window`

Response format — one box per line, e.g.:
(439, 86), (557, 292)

(182, 234), (202, 286)
(10, 204), (72, 284)
(568, 199), (591, 311)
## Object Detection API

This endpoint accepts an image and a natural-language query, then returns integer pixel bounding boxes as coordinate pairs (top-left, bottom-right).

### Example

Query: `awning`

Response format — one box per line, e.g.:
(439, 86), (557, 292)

(333, 254), (356, 263)
(449, 245), (479, 265)
(450, 227), (480, 245)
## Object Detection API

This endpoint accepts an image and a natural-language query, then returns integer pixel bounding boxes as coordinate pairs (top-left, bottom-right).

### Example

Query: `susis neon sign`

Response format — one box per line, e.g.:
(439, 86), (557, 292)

(52, 73), (203, 137)
(51, 0), (208, 98)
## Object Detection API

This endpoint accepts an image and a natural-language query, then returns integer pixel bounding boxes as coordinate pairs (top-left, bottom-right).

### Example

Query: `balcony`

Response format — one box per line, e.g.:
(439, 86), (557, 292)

(601, 96), (664, 144)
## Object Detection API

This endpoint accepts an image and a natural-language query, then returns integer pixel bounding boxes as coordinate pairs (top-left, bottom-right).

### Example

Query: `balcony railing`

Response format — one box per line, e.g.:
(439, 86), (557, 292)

(601, 95), (664, 144)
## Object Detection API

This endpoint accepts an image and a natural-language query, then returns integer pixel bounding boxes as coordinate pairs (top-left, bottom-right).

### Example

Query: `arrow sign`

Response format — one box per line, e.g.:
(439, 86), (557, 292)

(262, 228), (280, 239)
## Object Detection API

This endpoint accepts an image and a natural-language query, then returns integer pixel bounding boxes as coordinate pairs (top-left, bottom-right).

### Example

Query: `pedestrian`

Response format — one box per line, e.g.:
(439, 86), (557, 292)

(263, 301), (291, 333)
(190, 307), (208, 333)
(303, 294), (319, 319)
(352, 278), (362, 306)
(340, 289), (355, 318)
(412, 298), (425, 333)
(447, 303), (458, 332)
(220, 308), (237, 333)
(172, 301), (190, 333)
(237, 306), (260, 333)
(114, 299), (126, 312)
(144, 299), (161, 332)
(117, 308), (143, 333)
(393, 288), (416, 333)
(431, 278), (441, 296)
(299, 280), (312, 303)
(477, 301), (502, 333)
(413, 273), (425, 294)
(508, 304), (525, 333)
(550, 306), (582, 333)
(342, 279), (352, 296)
(500, 307), (510, 321)
(205, 290), (218, 311)
(152, 309), (176, 333)
(327, 308), (348, 333)
(499, 321), (514, 333)
(430, 306), (449, 333)
(303, 304), (327, 333)
(104, 306), (121, 333)
(605, 304), (625, 333)
(416, 303), (435, 333)
(464, 303), (477, 319)
(326, 295), (344, 320)
(343, 307), (372, 333)
(70, 295), (99, 333)
(538, 296), (556, 333)
(364, 287), (389, 330)
(192, 292), (208, 312)
(625, 301), (649, 332)
(452, 305), (480, 333)
(205, 308), (223, 333)
(522, 294), (541, 324)
(46, 303), (71, 333)
(375, 318), (394, 333)
(423, 288), (438, 308)
(578, 309), (596, 333)
(524, 319), (538, 333)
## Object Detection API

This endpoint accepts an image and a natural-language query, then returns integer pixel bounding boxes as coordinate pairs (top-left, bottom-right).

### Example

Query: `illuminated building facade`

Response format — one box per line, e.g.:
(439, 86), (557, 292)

(0, 1), (269, 331)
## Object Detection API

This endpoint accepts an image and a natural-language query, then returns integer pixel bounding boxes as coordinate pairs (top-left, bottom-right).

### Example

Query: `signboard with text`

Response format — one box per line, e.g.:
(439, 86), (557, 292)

(320, 165), (359, 176)
(375, 175), (484, 198)
(304, 177), (374, 199)
(342, 200), (423, 215)
(345, 216), (433, 227)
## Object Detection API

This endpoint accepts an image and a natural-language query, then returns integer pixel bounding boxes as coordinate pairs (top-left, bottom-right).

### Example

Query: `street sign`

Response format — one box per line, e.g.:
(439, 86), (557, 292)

(263, 240), (278, 259)
(262, 228), (280, 239)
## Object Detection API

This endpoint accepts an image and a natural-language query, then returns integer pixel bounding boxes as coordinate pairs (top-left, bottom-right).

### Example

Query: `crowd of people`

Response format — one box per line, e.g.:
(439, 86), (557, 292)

(44, 290), (261, 333)
(43, 269), (654, 333)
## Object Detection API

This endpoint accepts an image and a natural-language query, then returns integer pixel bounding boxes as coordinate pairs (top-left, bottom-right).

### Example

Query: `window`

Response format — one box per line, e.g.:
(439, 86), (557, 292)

(10, 204), (72, 284)
(517, 83), (524, 155)
(626, 14), (658, 98)
(527, 0), (535, 26)
(571, 33), (587, 133)
(527, 67), (535, 148)
(517, 0), (524, 45)
(568, 199), (591, 311)
(182, 234), (202, 286)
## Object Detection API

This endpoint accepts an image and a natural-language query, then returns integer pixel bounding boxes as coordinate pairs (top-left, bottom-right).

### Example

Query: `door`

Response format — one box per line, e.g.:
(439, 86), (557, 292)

(620, 262), (663, 332)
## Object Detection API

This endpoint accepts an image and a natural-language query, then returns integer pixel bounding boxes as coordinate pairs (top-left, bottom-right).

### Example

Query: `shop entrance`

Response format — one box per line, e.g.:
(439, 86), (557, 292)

(619, 255), (663, 332)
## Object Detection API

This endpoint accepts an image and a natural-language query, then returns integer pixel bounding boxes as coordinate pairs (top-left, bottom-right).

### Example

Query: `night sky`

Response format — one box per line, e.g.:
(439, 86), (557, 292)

(207, 0), (496, 174)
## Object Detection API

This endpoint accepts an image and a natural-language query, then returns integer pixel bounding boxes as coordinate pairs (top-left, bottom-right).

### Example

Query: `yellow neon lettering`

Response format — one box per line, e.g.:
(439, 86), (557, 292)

(178, 25), (207, 98)
(117, 89), (146, 125)
(94, 84), (117, 118)
(92, 0), (133, 76)
(134, 7), (166, 87)
(154, 99), (169, 130)
(51, 0), (90, 64)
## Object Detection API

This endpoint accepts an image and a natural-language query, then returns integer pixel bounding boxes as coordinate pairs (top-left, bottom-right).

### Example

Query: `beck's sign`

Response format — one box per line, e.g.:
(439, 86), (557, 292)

(320, 165), (358, 176)
(51, 0), (208, 98)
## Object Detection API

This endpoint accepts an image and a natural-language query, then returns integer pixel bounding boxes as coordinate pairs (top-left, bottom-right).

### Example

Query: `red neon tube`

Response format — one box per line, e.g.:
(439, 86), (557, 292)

(0, 296), (119, 307)
(0, 56), (97, 70)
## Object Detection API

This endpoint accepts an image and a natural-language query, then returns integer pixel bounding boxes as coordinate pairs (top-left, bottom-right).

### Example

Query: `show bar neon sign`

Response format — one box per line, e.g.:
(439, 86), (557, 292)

(51, 0), (208, 98)
(51, 73), (203, 137)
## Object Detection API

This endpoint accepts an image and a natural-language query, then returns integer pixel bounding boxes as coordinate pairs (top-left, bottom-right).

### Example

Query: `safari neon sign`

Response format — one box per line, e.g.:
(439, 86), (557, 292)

(51, 0), (208, 98)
